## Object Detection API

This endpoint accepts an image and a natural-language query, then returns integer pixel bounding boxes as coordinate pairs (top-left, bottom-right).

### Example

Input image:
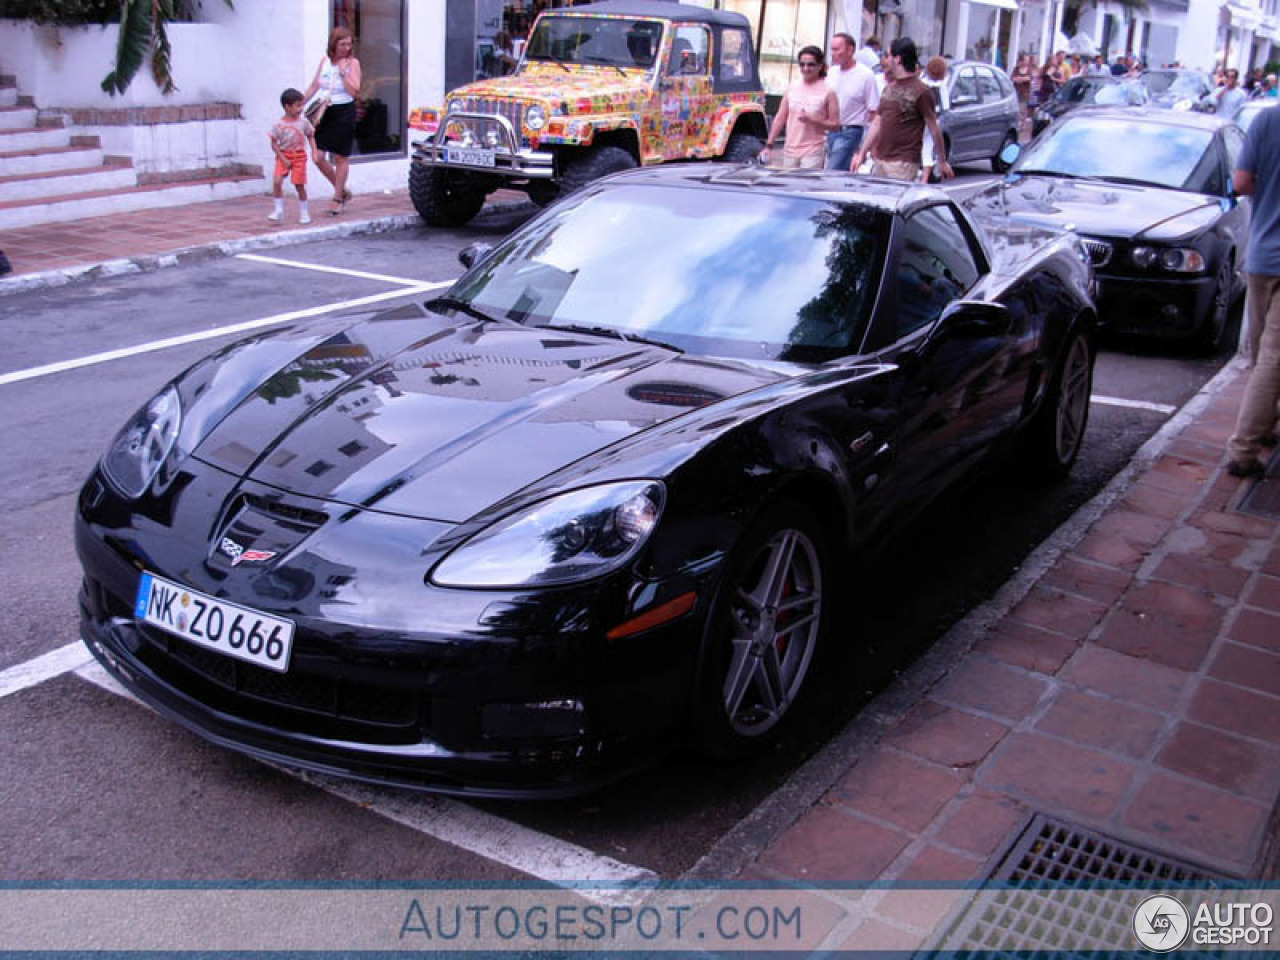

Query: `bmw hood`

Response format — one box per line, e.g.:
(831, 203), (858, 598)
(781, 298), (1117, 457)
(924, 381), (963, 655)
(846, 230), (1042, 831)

(188, 304), (782, 523)
(967, 175), (1223, 240)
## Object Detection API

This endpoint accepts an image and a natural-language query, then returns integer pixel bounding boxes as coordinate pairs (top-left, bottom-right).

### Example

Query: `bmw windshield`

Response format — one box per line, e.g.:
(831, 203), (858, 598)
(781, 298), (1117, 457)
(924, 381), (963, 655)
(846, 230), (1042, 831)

(448, 183), (886, 363)
(1014, 116), (1216, 191)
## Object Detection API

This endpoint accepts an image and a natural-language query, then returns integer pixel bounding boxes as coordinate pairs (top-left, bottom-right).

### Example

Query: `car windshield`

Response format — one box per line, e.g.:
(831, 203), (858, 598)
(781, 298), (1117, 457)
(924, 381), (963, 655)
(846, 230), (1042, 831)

(449, 183), (885, 362)
(1053, 77), (1115, 103)
(1015, 116), (1215, 190)
(1143, 71), (1205, 98)
(525, 15), (663, 70)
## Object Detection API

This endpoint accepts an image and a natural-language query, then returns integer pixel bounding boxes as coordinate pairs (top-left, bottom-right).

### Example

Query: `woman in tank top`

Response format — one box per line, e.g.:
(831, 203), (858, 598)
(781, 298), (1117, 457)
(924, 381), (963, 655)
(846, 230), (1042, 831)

(304, 27), (362, 215)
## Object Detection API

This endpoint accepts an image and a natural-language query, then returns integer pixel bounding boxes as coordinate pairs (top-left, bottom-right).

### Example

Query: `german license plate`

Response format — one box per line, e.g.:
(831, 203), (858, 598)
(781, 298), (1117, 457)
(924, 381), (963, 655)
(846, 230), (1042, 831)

(135, 572), (294, 673)
(446, 147), (496, 166)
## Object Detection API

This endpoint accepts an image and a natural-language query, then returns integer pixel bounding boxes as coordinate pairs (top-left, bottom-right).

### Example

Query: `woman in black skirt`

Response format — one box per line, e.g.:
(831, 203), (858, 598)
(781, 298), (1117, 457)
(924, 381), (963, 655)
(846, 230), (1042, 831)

(304, 27), (361, 215)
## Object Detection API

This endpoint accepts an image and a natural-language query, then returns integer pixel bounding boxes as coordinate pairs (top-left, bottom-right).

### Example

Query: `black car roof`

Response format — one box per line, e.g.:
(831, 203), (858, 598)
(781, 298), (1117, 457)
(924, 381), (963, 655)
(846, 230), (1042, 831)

(1061, 106), (1233, 131)
(555, 1), (751, 28)
(599, 163), (948, 214)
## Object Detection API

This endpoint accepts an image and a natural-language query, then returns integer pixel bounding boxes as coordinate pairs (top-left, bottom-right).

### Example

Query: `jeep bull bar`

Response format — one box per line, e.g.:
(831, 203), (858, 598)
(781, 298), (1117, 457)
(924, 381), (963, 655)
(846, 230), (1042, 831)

(411, 111), (555, 179)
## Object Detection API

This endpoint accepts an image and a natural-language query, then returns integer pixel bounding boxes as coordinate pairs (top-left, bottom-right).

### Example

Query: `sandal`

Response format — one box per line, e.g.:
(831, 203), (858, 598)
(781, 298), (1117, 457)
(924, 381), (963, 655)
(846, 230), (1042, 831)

(329, 198), (344, 216)
(342, 189), (352, 202)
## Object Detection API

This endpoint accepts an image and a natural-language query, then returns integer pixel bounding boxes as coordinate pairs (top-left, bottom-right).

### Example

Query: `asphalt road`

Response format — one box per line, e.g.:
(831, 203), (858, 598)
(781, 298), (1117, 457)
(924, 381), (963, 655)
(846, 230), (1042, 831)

(0, 189), (1243, 885)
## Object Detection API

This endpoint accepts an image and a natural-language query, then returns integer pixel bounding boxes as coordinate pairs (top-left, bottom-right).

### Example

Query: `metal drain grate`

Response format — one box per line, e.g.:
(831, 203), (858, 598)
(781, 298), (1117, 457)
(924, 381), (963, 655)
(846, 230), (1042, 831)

(927, 814), (1229, 957)
(1237, 447), (1280, 520)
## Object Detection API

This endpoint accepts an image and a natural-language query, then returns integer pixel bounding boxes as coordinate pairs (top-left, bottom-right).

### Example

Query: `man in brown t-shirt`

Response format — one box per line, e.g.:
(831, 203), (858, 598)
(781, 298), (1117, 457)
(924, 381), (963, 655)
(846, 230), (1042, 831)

(850, 37), (953, 182)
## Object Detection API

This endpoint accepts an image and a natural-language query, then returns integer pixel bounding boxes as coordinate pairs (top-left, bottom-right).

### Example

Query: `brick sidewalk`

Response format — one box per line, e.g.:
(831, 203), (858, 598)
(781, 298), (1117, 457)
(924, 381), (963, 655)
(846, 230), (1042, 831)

(738, 368), (1280, 949)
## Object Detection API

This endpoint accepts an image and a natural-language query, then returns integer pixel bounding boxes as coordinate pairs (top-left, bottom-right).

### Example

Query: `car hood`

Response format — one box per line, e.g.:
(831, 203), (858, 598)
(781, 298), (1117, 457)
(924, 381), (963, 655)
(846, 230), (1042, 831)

(450, 65), (651, 111)
(190, 306), (784, 523)
(965, 175), (1221, 240)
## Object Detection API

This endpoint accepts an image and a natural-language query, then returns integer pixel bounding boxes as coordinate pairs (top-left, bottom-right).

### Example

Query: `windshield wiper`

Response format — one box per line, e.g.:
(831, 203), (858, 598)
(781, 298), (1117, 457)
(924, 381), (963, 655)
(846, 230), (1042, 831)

(426, 296), (501, 325)
(581, 55), (628, 77)
(539, 322), (683, 353)
(1092, 175), (1160, 187)
(1015, 169), (1106, 183)
(529, 54), (571, 72)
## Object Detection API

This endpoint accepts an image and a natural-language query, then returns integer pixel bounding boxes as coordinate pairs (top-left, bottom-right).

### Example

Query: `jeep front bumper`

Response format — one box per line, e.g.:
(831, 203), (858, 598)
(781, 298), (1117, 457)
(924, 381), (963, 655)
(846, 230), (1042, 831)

(412, 110), (555, 179)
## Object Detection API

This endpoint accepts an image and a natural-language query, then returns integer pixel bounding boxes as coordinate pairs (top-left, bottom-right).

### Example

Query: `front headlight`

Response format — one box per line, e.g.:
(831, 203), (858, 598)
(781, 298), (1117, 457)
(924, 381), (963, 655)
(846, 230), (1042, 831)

(431, 481), (665, 588)
(525, 104), (547, 131)
(1130, 245), (1205, 272)
(101, 386), (182, 499)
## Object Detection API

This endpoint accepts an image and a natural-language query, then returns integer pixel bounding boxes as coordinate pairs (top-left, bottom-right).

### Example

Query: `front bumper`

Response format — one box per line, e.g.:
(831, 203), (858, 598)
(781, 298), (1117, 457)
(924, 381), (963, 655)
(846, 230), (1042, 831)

(75, 469), (710, 799)
(412, 110), (555, 179)
(1094, 271), (1217, 339)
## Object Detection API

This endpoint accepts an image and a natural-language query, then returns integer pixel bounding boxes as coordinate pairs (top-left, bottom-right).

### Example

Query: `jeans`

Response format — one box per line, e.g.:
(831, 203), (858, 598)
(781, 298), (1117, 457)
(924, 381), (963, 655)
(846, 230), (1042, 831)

(1228, 272), (1280, 463)
(825, 126), (864, 171)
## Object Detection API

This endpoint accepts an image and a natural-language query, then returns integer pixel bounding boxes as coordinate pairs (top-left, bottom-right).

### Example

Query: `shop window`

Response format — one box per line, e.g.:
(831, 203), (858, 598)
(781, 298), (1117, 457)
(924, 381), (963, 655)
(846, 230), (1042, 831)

(332, 0), (405, 157)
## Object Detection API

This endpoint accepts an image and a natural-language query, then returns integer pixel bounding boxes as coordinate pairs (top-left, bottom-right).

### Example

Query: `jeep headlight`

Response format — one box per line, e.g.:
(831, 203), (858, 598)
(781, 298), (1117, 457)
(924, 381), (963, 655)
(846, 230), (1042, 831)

(446, 99), (463, 115)
(526, 104), (547, 131)
(101, 386), (183, 499)
(431, 481), (664, 588)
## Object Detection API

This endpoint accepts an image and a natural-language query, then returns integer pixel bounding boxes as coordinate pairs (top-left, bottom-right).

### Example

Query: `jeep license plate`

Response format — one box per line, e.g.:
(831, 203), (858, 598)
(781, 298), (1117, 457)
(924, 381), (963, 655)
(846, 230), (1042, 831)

(446, 147), (496, 167)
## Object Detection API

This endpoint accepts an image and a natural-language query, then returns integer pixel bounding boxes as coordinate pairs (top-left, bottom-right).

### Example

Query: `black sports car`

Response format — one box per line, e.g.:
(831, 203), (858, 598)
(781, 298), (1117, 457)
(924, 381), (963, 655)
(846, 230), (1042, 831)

(76, 166), (1096, 798)
(966, 108), (1248, 347)
(1031, 75), (1149, 137)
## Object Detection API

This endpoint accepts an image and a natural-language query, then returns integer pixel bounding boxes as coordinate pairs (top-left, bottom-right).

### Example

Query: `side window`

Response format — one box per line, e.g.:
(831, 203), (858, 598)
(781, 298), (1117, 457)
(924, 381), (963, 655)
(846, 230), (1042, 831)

(669, 24), (710, 76)
(717, 27), (751, 81)
(893, 206), (981, 341)
(976, 69), (1002, 102)
(953, 68), (978, 104)
(996, 70), (1015, 99)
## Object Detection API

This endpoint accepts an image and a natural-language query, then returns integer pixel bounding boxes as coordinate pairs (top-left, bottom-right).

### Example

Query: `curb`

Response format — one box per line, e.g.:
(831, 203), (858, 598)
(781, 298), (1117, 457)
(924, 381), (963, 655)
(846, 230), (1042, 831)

(0, 198), (533, 299)
(685, 355), (1250, 882)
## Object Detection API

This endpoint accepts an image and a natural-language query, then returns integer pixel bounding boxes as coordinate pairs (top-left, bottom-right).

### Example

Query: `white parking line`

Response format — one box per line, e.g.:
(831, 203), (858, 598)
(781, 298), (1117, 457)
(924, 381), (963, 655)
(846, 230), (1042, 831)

(6, 649), (657, 895)
(0, 642), (93, 700)
(0, 283), (450, 388)
(1092, 395), (1178, 415)
(235, 253), (432, 287)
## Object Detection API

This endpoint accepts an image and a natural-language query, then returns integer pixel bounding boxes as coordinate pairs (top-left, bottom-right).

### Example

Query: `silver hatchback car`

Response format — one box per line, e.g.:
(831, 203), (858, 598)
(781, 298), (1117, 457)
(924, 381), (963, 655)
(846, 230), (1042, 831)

(937, 60), (1022, 172)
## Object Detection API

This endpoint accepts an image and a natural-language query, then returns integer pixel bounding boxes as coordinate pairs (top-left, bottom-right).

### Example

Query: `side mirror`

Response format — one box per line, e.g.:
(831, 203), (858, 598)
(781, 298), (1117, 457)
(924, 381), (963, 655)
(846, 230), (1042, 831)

(458, 242), (494, 270)
(937, 300), (1013, 338)
(999, 142), (1021, 167)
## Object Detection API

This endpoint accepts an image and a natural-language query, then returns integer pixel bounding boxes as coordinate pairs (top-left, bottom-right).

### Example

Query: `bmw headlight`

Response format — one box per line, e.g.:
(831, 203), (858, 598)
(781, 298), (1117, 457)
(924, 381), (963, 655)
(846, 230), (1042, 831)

(431, 481), (665, 588)
(525, 104), (547, 131)
(1130, 245), (1205, 272)
(101, 386), (182, 499)
(1131, 245), (1158, 268)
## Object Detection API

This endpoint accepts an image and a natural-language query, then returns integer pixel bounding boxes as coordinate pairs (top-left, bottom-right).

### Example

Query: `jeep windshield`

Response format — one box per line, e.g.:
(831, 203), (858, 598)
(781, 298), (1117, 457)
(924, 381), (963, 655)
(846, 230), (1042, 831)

(448, 182), (885, 363)
(525, 15), (664, 71)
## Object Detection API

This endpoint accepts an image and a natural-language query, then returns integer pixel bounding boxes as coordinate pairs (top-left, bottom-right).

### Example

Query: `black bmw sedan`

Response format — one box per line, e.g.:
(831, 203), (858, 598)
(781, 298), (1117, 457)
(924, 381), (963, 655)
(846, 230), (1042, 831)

(966, 108), (1248, 347)
(77, 166), (1096, 798)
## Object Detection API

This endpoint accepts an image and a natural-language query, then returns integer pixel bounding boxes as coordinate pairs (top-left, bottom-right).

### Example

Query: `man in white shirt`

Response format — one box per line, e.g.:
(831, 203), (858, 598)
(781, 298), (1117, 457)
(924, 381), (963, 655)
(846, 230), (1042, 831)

(1216, 68), (1248, 121)
(822, 33), (881, 170)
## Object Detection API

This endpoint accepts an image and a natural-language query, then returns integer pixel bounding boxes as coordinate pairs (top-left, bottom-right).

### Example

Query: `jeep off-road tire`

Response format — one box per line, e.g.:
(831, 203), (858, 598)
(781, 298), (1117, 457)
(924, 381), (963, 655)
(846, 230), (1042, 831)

(409, 162), (486, 227)
(722, 131), (765, 164)
(558, 145), (637, 198)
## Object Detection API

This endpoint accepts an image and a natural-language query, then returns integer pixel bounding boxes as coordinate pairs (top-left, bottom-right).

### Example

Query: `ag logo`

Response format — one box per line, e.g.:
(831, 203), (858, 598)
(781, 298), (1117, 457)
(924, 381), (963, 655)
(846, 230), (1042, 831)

(1133, 894), (1190, 952)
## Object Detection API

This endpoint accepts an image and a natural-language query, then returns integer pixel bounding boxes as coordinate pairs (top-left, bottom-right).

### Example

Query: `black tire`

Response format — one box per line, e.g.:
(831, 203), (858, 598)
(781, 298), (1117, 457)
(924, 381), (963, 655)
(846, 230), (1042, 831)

(558, 145), (638, 198)
(692, 500), (831, 759)
(408, 162), (486, 227)
(1024, 327), (1094, 480)
(721, 131), (765, 164)
(1194, 254), (1235, 353)
(991, 130), (1018, 173)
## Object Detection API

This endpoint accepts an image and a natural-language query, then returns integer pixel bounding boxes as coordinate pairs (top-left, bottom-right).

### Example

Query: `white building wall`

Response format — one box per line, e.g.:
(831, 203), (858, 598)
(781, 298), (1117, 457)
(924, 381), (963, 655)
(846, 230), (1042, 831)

(1179, 0), (1224, 70)
(0, 0), (447, 194)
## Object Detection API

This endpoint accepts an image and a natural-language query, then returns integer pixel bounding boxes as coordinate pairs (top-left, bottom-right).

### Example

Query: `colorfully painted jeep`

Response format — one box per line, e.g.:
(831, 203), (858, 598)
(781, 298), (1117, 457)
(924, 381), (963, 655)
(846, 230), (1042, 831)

(407, 0), (767, 226)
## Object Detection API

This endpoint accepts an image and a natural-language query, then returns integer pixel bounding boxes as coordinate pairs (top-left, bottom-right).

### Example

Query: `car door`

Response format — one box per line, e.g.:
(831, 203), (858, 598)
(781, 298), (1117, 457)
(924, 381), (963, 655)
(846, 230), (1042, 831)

(1216, 124), (1250, 291)
(659, 23), (717, 160)
(974, 67), (1006, 155)
(857, 203), (1026, 521)
(947, 67), (982, 160)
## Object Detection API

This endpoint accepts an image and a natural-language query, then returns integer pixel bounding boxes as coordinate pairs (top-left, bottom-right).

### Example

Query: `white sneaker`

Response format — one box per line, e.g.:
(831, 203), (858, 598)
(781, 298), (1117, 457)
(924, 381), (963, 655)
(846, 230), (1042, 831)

(299, 212), (311, 224)
(267, 210), (283, 222)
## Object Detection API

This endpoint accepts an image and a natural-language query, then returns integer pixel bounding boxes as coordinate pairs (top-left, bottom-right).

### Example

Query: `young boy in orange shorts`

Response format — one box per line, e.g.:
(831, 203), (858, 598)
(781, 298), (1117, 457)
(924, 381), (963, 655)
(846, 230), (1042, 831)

(268, 88), (317, 224)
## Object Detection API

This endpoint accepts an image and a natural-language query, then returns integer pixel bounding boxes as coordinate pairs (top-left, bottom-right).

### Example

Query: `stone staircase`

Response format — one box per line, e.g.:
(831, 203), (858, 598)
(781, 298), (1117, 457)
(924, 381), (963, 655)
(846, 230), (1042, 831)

(0, 76), (264, 230)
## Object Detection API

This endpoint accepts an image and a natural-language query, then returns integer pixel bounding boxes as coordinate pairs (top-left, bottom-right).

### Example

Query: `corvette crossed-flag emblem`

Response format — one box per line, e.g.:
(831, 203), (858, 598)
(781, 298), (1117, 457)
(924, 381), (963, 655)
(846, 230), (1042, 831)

(218, 537), (277, 566)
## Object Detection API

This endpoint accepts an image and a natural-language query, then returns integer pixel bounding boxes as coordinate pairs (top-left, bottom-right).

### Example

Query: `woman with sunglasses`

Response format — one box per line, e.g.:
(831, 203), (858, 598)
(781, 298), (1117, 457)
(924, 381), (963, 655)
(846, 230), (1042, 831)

(760, 46), (838, 169)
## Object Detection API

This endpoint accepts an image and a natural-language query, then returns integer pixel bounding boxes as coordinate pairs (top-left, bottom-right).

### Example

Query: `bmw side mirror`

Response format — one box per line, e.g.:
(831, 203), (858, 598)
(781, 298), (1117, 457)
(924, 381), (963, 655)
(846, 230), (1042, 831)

(999, 142), (1021, 168)
(458, 242), (494, 270)
(938, 300), (1013, 338)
